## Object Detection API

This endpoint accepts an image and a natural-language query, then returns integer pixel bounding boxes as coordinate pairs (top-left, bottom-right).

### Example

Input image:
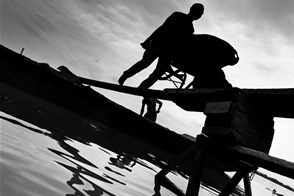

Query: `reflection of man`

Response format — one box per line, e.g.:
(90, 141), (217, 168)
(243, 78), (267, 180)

(118, 3), (204, 89)
(140, 97), (163, 122)
(109, 155), (136, 172)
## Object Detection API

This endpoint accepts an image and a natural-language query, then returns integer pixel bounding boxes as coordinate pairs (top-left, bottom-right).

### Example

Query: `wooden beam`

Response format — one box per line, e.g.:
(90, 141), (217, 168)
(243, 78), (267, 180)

(79, 77), (171, 100)
(165, 88), (294, 118)
(243, 173), (252, 196)
(186, 135), (206, 196)
(206, 137), (294, 179)
(58, 71), (294, 119)
(219, 170), (245, 196)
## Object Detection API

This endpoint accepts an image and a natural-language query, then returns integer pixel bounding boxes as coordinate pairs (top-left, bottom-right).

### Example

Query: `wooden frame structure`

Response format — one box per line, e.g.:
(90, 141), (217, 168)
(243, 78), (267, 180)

(155, 88), (294, 196)
(75, 73), (294, 196)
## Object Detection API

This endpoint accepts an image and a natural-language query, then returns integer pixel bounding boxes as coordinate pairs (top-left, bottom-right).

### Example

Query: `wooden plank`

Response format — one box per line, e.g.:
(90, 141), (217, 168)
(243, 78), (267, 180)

(166, 88), (294, 118)
(206, 137), (294, 179)
(79, 76), (170, 100)
(164, 88), (228, 112)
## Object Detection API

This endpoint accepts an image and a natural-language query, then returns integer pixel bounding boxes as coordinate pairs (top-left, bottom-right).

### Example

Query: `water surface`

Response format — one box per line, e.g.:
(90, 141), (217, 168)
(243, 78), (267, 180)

(0, 112), (201, 195)
(1, 112), (293, 196)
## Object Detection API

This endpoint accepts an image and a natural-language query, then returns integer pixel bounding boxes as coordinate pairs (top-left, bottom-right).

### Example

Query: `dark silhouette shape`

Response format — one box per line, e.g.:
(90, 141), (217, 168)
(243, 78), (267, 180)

(118, 3), (204, 88)
(108, 154), (136, 172)
(140, 33), (238, 89)
(0, 114), (117, 196)
(140, 97), (163, 122)
(171, 34), (239, 75)
(159, 67), (187, 87)
(56, 161), (116, 196)
(270, 189), (284, 196)
(153, 175), (185, 196)
(192, 69), (232, 89)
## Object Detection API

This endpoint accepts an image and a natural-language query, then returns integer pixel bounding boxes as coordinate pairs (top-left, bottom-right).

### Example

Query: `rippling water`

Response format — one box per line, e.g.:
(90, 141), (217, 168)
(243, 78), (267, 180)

(0, 112), (199, 196)
(1, 112), (293, 196)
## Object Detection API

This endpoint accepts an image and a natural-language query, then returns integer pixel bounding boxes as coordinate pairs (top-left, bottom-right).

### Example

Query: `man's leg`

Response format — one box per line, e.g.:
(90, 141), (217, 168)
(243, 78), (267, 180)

(119, 50), (158, 85)
(138, 56), (171, 89)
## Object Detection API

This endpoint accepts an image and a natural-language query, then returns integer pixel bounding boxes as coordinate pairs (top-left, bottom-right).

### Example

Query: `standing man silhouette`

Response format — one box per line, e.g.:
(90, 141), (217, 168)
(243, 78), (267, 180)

(140, 97), (163, 122)
(118, 3), (204, 89)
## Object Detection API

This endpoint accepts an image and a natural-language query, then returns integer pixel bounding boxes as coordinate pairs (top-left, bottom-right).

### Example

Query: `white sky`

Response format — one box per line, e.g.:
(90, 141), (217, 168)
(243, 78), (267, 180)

(1, 0), (294, 186)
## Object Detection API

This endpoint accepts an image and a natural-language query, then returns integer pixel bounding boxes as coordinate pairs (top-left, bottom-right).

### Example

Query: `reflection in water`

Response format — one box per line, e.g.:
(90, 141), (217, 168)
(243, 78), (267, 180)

(153, 175), (185, 196)
(1, 114), (118, 195)
(109, 154), (137, 172)
(58, 162), (115, 196)
(1, 113), (232, 196)
(2, 114), (185, 195)
(2, 108), (294, 196)
(0, 113), (206, 196)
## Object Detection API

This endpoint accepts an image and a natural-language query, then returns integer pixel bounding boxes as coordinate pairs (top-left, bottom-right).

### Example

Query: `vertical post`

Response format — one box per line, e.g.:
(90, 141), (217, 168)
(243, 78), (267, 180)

(243, 173), (252, 196)
(186, 135), (206, 196)
(156, 144), (195, 179)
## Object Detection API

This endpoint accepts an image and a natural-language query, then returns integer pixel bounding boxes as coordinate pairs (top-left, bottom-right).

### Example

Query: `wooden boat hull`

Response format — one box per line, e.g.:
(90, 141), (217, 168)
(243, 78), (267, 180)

(0, 45), (240, 193)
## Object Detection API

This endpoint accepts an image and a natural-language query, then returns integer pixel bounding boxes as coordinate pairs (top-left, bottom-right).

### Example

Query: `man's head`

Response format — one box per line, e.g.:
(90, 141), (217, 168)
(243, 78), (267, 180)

(188, 3), (204, 20)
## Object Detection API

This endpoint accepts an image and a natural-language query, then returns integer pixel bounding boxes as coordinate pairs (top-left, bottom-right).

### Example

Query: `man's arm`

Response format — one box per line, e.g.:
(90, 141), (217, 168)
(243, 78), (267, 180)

(156, 100), (163, 113)
(141, 12), (177, 49)
(140, 100), (146, 116)
(141, 26), (164, 49)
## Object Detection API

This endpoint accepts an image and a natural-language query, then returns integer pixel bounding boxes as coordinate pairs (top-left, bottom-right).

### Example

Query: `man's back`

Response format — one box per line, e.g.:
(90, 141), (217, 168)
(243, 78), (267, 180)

(149, 12), (194, 53)
(163, 12), (194, 36)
